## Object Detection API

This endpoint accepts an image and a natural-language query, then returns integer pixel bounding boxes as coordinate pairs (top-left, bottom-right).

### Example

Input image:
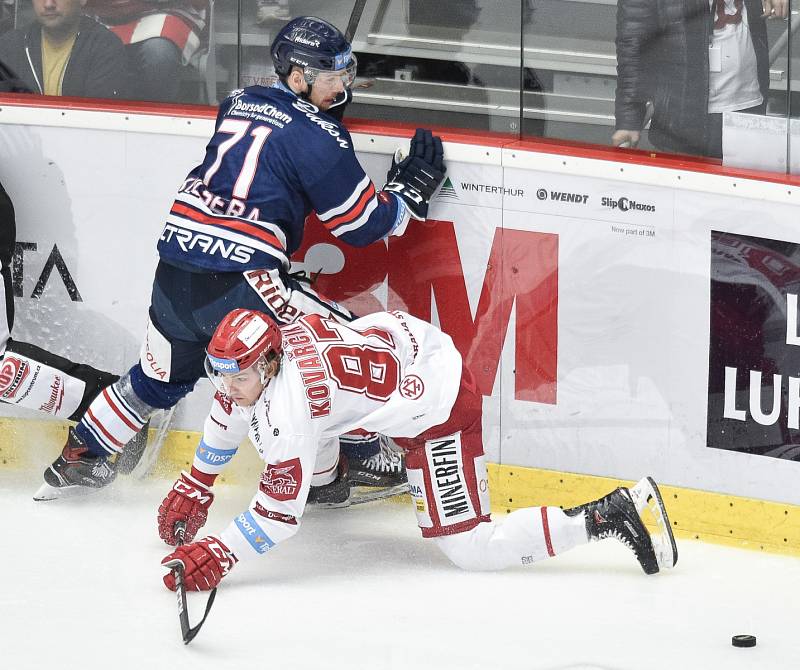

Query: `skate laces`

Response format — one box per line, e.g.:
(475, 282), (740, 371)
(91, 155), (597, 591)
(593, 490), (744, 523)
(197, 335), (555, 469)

(598, 527), (636, 553)
(91, 460), (114, 479)
(362, 438), (403, 474)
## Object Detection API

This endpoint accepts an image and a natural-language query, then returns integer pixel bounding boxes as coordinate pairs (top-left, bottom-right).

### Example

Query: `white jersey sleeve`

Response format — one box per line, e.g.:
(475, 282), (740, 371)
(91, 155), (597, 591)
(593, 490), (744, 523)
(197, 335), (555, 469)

(218, 387), (322, 561)
(191, 391), (251, 479)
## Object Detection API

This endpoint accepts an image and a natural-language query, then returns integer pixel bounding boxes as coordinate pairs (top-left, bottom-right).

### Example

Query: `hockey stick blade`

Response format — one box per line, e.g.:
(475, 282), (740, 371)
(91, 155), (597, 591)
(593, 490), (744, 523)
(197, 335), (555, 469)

(172, 521), (217, 644)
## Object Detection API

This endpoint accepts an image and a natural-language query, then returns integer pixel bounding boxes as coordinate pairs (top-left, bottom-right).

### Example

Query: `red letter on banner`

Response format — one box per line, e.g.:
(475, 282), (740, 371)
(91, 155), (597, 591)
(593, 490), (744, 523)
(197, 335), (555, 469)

(296, 214), (387, 316)
(295, 216), (558, 404)
(388, 222), (558, 404)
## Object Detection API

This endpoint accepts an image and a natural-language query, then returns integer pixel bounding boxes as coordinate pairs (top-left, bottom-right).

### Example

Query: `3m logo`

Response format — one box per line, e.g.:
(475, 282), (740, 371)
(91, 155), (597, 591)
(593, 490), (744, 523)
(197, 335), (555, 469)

(260, 458), (302, 501)
(399, 374), (425, 399)
(297, 219), (559, 404)
(0, 356), (30, 399)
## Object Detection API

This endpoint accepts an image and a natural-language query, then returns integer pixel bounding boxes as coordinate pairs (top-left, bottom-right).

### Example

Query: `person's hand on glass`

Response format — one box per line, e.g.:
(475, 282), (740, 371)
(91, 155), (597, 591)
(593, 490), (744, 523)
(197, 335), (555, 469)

(761, 0), (789, 20)
(612, 129), (641, 149)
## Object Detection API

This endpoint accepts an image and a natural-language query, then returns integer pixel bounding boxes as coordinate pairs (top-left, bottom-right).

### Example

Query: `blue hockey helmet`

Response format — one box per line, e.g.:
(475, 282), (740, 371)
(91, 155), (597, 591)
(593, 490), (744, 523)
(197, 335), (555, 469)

(271, 16), (357, 88)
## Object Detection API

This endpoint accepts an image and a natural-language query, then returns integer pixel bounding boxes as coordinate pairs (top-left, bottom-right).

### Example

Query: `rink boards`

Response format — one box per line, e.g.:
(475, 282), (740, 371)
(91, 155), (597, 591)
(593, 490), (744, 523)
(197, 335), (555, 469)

(0, 98), (799, 555)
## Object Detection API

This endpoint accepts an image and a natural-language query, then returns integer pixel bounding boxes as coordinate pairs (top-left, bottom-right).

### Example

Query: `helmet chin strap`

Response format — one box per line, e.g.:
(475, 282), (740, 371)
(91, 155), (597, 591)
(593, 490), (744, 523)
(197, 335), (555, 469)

(326, 87), (352, 122)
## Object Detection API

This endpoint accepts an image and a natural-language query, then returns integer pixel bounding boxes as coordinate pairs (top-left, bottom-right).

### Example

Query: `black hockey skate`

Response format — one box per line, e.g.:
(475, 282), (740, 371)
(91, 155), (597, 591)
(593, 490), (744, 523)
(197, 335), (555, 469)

(346, 437), (410, 504)
(348, 436), (408, 488)
(33, 428), (117, 501)
(307, 459), (352, 508)
(565, 477), (678, 575)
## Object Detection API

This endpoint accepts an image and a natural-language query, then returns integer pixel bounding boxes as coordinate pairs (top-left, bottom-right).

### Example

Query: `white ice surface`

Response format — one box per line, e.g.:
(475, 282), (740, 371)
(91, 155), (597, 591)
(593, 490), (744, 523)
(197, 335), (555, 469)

(2, 470), (799, 670)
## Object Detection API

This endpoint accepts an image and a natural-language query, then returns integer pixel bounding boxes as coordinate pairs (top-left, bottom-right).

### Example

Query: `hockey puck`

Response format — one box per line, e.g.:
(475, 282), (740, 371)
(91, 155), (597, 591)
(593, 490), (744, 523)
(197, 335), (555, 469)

(732, 635), (756, 648)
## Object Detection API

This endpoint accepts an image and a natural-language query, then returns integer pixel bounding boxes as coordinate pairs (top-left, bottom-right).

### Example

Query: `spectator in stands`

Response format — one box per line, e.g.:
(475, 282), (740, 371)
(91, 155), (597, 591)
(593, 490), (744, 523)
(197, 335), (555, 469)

(85, 1), (207, 102)
(0, 0), (128, 98)
(613, 0), (788, 158)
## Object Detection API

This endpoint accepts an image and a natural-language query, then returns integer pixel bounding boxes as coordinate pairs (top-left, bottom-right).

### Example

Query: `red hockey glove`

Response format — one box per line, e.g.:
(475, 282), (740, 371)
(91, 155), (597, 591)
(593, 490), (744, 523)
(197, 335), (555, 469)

(162, 536), (236, 592)
(158, 471), (214, 545)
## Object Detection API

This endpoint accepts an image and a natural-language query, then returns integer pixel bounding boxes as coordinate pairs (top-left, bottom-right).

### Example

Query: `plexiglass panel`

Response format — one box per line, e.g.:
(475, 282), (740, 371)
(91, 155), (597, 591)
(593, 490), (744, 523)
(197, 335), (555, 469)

(1, 1), (799, 173)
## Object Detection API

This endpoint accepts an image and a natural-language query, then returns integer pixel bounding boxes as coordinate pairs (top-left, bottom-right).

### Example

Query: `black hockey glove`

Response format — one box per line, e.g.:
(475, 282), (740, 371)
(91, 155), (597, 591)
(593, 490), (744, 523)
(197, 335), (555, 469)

(382, 128), (446, 221)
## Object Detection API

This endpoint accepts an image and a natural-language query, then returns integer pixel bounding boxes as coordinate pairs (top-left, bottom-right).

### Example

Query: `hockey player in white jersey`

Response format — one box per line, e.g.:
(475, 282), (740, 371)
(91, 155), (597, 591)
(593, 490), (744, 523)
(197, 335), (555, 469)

(158, 308), (678, 591)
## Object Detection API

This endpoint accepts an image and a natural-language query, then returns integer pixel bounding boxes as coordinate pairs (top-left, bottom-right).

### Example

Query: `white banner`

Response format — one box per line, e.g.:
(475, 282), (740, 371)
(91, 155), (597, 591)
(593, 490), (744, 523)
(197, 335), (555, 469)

(2, 106), (800, 505)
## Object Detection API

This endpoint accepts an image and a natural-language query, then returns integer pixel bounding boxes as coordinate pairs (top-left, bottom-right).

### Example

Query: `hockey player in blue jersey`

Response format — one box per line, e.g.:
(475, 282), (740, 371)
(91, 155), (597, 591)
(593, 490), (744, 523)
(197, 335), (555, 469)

(34, 16), (446, 500)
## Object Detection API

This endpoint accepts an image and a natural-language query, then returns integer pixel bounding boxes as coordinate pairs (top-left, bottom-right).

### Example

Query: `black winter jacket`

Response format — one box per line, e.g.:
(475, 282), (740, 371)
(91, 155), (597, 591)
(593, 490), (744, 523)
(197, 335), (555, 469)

(615, 0), (769, 153)
(0, 15), (129, 98)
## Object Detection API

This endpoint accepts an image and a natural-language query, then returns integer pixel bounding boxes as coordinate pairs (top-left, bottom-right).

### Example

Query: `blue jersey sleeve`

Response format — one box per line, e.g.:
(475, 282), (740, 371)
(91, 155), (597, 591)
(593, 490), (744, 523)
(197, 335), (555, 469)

(298, 127), (411, 247)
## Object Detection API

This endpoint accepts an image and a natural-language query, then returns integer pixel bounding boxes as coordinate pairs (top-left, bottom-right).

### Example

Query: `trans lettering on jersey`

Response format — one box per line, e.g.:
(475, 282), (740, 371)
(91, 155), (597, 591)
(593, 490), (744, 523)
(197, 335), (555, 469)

(425, 434), (475, 525)
(160, 223), (256, 265)
(282, 322), (331, 418)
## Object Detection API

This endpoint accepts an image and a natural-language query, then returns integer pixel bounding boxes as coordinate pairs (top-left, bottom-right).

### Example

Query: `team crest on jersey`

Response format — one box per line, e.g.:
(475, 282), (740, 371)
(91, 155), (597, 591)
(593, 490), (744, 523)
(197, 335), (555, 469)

(0, 356), (30, 399)
(260, 458), (302, 501)
(399, 374), (425, 399)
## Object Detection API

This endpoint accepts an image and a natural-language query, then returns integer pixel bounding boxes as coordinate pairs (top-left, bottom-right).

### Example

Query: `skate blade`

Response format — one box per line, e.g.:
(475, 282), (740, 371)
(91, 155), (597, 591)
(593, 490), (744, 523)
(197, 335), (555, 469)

(350, 482), (410, 505)
(630, 476), (678, 569)
(33, 481), (100, 501)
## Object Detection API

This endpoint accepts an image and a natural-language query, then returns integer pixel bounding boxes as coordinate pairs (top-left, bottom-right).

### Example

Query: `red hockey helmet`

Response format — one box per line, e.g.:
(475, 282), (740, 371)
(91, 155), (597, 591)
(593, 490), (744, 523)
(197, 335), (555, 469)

(205, 309), (282, 383)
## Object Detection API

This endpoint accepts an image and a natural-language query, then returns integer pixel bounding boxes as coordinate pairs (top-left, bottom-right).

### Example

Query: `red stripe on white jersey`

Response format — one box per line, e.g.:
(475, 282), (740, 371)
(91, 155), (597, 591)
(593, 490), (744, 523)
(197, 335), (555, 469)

(540, 507), (555, 557)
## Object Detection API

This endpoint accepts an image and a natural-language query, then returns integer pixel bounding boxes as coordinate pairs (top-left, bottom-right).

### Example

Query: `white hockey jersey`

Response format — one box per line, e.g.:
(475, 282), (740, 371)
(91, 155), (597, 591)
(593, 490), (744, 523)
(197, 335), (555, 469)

(192, 310), (462, 561)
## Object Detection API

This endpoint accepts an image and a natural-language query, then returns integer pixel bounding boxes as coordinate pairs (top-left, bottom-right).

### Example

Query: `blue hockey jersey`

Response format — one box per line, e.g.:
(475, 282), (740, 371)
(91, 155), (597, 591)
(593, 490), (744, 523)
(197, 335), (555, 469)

(157, 84), (409, 273)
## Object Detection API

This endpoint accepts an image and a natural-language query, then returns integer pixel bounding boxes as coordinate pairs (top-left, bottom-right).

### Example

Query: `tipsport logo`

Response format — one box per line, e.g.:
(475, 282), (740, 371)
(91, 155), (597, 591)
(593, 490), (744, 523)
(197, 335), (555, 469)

(208, 356), (239, 373)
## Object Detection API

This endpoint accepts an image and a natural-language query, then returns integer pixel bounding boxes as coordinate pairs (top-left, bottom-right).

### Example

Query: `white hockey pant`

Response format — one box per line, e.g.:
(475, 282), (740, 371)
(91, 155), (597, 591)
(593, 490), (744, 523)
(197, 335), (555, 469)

(434, 506), (589, 571)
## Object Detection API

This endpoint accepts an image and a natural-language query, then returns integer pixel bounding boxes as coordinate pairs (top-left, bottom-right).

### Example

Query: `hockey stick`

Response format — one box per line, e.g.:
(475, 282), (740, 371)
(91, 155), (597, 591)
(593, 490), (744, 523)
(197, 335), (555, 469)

(344, 0), (368, 41)
(172, 521), (217, 645)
